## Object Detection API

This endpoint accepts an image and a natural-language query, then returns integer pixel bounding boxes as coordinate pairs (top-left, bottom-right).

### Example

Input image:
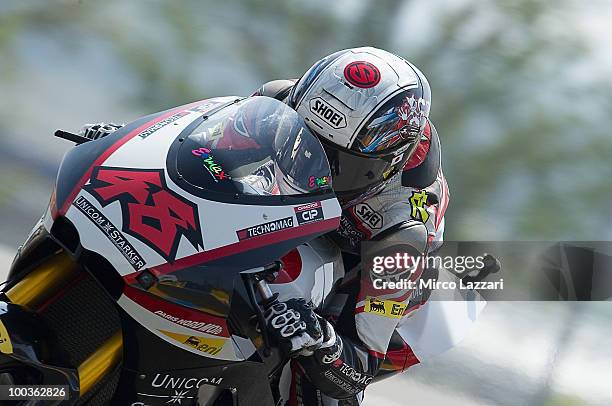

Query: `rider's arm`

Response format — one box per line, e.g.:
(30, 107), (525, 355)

(295, 223), (429, 399)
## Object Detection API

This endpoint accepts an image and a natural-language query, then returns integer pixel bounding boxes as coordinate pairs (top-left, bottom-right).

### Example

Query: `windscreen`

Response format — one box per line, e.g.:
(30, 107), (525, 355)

(177, 97), (332, 196)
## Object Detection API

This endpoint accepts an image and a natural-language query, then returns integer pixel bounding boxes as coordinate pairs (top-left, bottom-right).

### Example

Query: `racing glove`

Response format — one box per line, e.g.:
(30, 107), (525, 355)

(264, 298), (324, 356)
(265, 298), (375, 400)
(79, 122), (124, 140)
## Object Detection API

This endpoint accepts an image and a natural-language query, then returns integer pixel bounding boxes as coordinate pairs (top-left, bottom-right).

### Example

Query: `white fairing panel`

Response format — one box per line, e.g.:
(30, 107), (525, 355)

(269, 238), (344, 309)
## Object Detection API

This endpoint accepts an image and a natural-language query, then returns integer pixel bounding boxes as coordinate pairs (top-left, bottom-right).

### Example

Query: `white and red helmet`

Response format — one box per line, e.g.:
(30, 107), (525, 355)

(288, 47), (432, 206)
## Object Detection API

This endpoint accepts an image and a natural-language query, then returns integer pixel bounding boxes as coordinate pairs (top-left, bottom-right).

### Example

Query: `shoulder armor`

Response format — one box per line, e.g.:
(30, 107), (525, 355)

(372, 221), (428, 254)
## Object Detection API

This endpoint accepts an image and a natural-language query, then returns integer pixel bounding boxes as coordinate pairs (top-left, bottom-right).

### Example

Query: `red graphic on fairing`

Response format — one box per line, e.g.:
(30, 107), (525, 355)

(343, 61), (381, 88)
(85, 167), (203, 262)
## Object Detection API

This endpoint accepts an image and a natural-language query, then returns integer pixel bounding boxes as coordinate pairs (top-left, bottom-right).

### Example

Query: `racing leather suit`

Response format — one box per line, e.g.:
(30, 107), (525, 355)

(254, 80), (450, 405)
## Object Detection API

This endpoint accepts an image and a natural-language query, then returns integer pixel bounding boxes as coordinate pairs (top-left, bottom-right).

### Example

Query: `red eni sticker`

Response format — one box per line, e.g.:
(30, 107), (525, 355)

(85, 167), (203, 262)
(343, 61), (381, 88)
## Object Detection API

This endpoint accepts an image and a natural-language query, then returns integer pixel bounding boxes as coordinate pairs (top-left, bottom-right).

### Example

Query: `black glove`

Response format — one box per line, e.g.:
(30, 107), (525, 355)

(264, 298), (324, 356)
(79, 122), (123, 140)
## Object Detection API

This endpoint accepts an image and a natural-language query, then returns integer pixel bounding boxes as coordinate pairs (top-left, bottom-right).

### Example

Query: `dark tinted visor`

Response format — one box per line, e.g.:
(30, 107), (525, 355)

(322, 141), (395, 198)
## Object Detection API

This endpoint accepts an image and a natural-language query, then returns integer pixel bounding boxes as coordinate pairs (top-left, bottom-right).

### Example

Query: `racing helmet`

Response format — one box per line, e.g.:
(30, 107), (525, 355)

(288, 47), (432, 207)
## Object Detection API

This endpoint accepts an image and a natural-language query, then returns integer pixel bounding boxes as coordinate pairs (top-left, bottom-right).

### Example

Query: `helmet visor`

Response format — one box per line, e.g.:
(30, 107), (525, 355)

(352, 90), (430, 155)
(322, 141), (396, 200)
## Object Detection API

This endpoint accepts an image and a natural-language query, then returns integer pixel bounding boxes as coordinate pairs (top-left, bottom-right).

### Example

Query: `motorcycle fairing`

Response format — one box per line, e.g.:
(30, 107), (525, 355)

(59, 96), (341, 280)
(65, 178), (341, 279)
(268, 238), (345, 309)
(7, 96), (343, 403)
(53, 97), (236, 219)
(117, 285), (249, 362)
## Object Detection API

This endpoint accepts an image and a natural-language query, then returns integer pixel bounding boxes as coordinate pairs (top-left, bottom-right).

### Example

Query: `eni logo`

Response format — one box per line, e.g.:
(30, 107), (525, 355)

(365, 297), (406, 319)
(159, 329), (226, 358)
(192, 147), (229, 181)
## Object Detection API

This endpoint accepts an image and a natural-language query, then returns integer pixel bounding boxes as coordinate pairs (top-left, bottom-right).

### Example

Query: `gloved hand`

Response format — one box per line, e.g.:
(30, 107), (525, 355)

(79, 123), (123, 140)
(264, 297), (324, 356)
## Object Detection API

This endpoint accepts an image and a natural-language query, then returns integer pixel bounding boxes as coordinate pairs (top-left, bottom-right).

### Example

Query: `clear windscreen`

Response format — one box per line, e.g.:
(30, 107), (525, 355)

(177, 97), (332, 196)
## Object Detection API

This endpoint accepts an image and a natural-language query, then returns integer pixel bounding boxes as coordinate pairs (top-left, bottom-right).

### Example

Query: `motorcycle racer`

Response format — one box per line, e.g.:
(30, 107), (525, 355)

(251, 47), (450, 405)
(80, 47), (452, 405)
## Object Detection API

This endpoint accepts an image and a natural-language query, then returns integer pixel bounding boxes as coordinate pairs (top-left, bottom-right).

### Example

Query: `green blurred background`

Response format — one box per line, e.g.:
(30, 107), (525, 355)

(0, 1), (611, 405)
(1, 0), (611, 245)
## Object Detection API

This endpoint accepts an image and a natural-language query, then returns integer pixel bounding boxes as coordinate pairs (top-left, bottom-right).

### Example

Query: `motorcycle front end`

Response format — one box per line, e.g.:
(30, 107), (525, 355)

(0, 95), (343, 405)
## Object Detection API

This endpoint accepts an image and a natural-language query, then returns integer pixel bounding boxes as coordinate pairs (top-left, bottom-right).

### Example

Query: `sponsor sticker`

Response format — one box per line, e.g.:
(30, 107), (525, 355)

(332, 360), (374, 386)
(353, 203), (383, 229)
(364, 296), (407, 319)
(409, 190), (430, 223)
(73, 195), (145, 270)
(294, 201), (324, 225)
(336, 215), (367, 250)
(138, 112), (189, 139)
(0, 320), (13, 354)
(322, 370), (358, 395)
(150, 373), (223, 389)
(159, 330), (226, 357)
(321, 339), (343, 364)
(188, 101), (220, 114)
(136, 373), (223, 406)
(308, 175), (331, 189)
(309, 97), (347, 129)
(123, 285), (229, 337)
(343, 61), (381, 88)
(154, 310), (224, 336)
(236, 216), (294, 240)
(191, 147), (230, 182)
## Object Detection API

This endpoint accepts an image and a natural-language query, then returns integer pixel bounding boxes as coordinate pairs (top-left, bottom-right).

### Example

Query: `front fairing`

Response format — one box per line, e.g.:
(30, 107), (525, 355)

(45, 96), (340, 363)
(55, 96), (341, 279)
(4, 96), (342, 405)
